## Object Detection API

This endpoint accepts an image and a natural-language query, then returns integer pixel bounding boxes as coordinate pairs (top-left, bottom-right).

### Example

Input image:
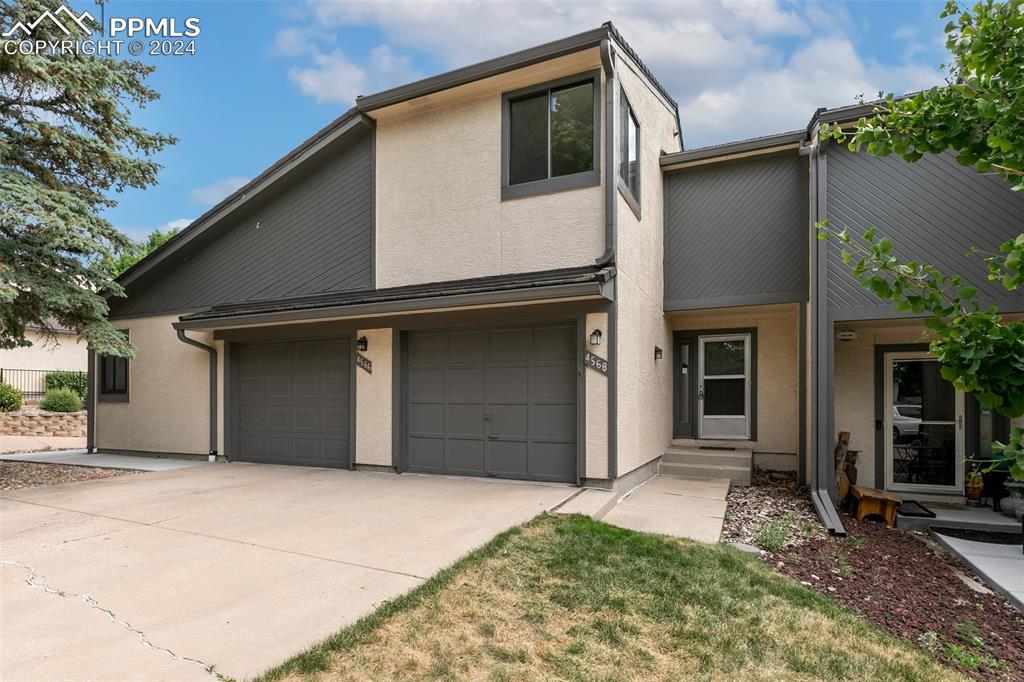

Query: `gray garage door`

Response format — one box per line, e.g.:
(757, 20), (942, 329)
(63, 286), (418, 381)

(406, 323), (577, 482)
(233, 338), (351, 467)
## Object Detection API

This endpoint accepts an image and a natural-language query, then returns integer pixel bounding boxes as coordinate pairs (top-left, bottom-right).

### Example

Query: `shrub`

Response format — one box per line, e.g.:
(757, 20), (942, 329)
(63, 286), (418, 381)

(0, 382), (22, 412)
(755, 515), (794, 553)
(39, 387), (82, 412)
(45, 370), (88, 399)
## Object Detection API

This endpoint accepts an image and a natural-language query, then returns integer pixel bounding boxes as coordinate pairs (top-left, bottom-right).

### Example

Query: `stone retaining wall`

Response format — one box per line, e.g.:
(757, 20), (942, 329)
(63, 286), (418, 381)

(0, 410), (87, 437)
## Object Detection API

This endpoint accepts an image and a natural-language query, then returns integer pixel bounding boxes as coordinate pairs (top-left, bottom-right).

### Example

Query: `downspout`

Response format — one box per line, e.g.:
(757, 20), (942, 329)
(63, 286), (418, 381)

(801, 138), (845, 535)
(86, 349), (96, 453)
(599, 35), (619, 481)
(175, 329), (220, 462)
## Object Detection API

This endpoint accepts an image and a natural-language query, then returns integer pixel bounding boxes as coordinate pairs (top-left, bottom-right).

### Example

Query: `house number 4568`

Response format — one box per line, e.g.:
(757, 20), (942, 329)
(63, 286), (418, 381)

(584, 351), (608, 375)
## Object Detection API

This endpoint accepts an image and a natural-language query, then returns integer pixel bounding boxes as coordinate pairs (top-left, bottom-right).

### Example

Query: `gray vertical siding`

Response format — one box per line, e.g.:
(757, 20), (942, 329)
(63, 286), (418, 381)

(825, 146), (1024, 316)
(109, 128), (374, 318)
(663, 153), (807, 310)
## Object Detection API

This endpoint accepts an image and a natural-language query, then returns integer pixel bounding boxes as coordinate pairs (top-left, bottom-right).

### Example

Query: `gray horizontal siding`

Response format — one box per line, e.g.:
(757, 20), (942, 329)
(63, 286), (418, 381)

(110, 128), (374, 318)
(826, 146), (1024, 315)
(664, 153), (807, 309)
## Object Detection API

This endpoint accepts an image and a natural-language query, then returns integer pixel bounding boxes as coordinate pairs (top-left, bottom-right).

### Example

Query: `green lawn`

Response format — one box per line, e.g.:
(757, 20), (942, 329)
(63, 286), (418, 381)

(260, 515), (963, 681)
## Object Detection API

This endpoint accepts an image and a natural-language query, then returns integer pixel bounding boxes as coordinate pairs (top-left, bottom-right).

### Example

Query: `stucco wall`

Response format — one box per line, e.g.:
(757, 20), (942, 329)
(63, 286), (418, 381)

(613, 55), (680, 477)
(832, 321), (936, 489)
(584, 311), (609, 479)
(95, 314), (216, 455)
(355, 327), (393, 467)
(0, 330), (87, 372)
(374, 58), (606, 289)
(671, 304), (801, 458)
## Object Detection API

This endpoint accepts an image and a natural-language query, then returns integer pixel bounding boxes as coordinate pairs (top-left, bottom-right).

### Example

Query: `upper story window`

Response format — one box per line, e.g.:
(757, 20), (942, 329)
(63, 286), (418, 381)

(98, 331), (129, 402)
(619, 90), (640, 214)
(502, 70), (601, 200)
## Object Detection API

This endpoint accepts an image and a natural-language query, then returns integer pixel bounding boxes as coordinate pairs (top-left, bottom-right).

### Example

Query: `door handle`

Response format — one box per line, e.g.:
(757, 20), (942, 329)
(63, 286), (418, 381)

(697, 385), (705, 400)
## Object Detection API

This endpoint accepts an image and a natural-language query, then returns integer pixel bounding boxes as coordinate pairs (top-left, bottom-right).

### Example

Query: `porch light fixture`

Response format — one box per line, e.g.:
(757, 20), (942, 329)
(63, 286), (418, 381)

(589, 329), (603, 346)
(356, 336), (368, 351)
(655, 346), (663, 360)
(836, 330), (858, 342)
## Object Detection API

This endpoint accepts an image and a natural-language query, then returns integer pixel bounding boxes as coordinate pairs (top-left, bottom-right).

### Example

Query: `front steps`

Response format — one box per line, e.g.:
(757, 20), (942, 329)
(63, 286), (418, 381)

(659, 443), (752, 486)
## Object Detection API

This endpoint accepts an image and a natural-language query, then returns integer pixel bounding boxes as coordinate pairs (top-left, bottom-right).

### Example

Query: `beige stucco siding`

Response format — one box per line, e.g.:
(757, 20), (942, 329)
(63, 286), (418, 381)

(95, 314), (217, 455)
(670, 304), (801, 458)
(0, 330), (87, 372)
(374, 57), (606, 289)
(584, 311), (609, 479)
(355, 328), (393, 467)
(612, 54), (680, 477)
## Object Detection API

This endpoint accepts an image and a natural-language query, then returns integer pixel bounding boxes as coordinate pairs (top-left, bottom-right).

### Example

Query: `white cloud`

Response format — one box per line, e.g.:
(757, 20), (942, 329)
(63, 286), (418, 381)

(163, 218), (193, 231)
(287, 0), (943, 146)
(189, 177), (249, 207)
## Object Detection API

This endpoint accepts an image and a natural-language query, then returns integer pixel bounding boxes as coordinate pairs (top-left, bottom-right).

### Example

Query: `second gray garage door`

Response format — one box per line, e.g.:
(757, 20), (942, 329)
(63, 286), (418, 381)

(233, 338), (351, 467)
(405, 323), (577, 483)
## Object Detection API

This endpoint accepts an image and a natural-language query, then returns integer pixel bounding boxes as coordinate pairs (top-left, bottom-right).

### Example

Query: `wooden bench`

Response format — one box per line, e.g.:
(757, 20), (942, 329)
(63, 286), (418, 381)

(851, 485), (902, 528)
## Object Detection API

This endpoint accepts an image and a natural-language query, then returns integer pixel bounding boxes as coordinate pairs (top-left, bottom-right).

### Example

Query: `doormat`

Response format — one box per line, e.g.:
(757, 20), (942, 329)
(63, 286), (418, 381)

(699, 446), (736, 451)
(897, 500), (936, 518)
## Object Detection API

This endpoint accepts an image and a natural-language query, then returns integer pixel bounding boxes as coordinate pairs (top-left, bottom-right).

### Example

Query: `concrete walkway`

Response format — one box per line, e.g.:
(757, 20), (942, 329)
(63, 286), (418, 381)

(556, 475), (730, 543)
(1, 464), (575, 681)
(934, 531), (1024, 612)
(0, 435), (85, 454)
(0, 449), (207, 472)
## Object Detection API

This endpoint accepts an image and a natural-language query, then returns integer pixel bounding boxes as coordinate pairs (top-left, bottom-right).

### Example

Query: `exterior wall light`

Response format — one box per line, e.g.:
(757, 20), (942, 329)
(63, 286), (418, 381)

(655, 346), (663, 360)
(836, 330), (858, 342)
(356, 336), (368, 351)
(589, 329), (603, 346)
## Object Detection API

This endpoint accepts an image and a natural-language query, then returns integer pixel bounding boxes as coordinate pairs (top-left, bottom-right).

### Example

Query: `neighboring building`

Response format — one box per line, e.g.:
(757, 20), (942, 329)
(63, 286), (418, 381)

(1, 327), (88, 399)
(89, 24), (1024, 533)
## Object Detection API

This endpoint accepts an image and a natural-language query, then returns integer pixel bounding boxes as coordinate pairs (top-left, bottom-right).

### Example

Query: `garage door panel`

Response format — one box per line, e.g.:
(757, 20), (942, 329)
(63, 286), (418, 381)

(530, 442), (577, 480)
(406, 324), (576, 483)
(487, 441), (528, 476)
(409, 368), (444, 400)
(489, 329), (531, 362)
(532, 366), (576, 400)
(487, 367), (529, 400)
(490, 404), (528, 438)
(409, 403), (444, 435)
(531, 404), (576, 441)
(532, 326), (575, 361)
(447, 331), (487, 363)
(408, 437), (444, 470)
(446, 439), (485, 473)
(446, 404), (485, 437)
(234, 338), (351, 468)
(409, 332), (445, 365)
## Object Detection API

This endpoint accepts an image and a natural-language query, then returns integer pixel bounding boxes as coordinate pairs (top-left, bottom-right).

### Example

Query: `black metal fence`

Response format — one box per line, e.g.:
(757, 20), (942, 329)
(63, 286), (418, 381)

(0, 368), (86, 401)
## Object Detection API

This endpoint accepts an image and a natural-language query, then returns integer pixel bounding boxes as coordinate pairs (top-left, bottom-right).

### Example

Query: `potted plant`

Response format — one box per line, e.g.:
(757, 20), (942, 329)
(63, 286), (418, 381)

(965, 467), (984, 502)
(993, 431), (1024, 521)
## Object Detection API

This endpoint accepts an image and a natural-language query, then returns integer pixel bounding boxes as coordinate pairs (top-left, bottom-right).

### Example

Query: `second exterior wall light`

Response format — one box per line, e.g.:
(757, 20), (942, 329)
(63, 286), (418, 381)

(590, 329), (603, 346)
(356, 336), (368, 351)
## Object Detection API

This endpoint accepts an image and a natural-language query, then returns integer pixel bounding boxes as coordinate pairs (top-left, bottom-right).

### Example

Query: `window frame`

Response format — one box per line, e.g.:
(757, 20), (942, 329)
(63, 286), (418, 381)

(501, 69), (602, 201)
(98, 330), (130, 403)
(618, 87), (641, 218)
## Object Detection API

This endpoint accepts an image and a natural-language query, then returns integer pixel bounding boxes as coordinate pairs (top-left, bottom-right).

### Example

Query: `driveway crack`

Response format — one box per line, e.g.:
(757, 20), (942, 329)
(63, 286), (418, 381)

(1, 559), (225, 681)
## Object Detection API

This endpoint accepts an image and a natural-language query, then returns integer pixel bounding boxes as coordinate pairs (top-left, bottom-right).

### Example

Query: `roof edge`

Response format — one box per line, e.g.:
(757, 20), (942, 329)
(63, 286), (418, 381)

(660, 130), (805, 168)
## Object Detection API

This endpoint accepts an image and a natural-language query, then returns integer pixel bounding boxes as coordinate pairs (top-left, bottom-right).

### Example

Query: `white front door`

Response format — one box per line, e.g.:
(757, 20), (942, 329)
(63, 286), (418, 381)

(883, 351), (965, 493)
(697, 334), (751, 439)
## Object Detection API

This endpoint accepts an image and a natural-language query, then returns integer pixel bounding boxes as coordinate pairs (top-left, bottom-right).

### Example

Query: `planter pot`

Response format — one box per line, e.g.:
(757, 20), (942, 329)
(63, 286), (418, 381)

(1003, 481), (1024, 521)
(965, 485), (983, 502)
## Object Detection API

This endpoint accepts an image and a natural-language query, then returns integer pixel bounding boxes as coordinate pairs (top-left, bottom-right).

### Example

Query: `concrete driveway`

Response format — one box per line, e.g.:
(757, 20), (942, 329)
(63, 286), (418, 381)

(1, 464), (575, 681)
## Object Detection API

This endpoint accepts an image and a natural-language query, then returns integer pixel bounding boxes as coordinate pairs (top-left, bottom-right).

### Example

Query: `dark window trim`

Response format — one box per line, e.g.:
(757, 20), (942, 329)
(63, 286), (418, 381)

(617, 86), (641, 219)
(501, 69), (602, 201)
(98, 330), (130, 403)
(672, 328), (757, 441)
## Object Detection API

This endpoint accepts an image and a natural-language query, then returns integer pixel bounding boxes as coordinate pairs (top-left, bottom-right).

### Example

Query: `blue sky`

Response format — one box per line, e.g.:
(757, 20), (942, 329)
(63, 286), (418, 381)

(84, 0), (950, 241)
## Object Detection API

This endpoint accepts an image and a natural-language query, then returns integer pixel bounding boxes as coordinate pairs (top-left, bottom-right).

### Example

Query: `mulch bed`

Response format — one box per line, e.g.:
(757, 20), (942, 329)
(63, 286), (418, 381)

(724, 472), (1024, 680)
(0, 460), (136, 491)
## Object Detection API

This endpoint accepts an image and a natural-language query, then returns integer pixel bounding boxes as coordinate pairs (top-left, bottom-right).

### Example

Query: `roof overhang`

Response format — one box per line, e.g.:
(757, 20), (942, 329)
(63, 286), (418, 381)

(660, 130), (806, 172)
(174, 267), (614, 331)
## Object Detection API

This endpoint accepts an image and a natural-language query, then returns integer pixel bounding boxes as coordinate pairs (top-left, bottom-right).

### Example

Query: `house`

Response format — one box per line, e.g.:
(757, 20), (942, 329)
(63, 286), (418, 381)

(1, 326), (87, 399)
(89, 24), (1024, 533)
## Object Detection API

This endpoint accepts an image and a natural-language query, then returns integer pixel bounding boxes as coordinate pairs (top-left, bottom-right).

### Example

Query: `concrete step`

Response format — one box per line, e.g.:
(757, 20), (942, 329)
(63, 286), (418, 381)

(659, 461), (751, 486)
(662, 447), (751, 467)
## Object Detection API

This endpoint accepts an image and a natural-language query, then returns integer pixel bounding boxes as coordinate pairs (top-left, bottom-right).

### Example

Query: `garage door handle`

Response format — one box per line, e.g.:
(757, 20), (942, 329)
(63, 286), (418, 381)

(487, 433), (499, 440)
